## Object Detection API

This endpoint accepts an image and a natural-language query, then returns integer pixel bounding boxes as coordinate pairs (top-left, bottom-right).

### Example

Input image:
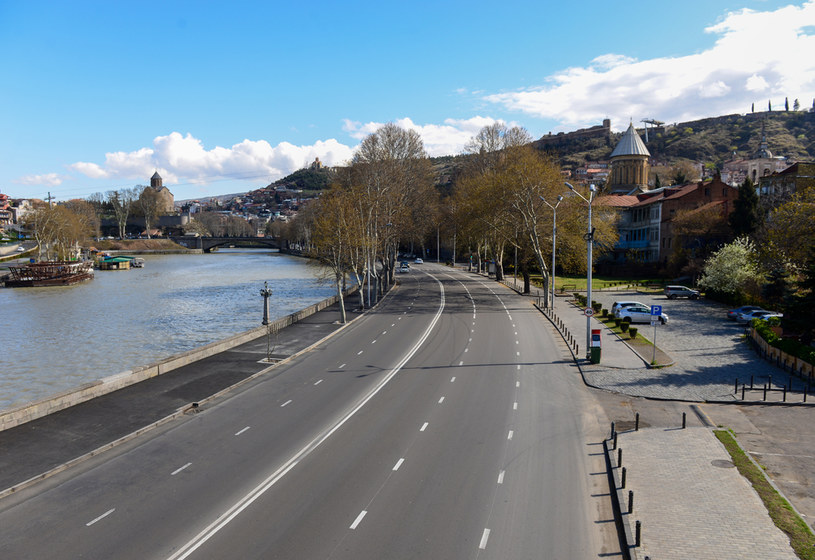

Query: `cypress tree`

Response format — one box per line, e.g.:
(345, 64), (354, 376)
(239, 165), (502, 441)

(729, 177), (762, 237)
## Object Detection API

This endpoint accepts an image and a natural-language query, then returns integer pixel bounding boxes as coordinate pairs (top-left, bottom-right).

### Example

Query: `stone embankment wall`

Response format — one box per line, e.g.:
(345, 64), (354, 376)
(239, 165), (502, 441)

(0, 287), (357, 432)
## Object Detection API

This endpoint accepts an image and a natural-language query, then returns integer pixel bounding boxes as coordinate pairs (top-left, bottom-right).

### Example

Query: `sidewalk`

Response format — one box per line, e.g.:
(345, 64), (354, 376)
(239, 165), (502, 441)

(0, 293), (363, 497)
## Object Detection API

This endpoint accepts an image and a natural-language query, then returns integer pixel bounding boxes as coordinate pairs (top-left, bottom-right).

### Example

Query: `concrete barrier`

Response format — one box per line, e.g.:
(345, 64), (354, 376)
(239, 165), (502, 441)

(0, 286), (358, 432)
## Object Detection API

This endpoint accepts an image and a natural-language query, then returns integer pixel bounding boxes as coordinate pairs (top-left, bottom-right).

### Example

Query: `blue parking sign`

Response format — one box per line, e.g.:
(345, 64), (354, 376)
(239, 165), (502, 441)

(651, 305), (662, 316)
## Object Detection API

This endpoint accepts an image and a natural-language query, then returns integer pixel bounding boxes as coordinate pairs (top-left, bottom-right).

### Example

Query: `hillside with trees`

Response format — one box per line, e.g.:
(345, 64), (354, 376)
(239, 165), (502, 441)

(535, 108), (815, 170)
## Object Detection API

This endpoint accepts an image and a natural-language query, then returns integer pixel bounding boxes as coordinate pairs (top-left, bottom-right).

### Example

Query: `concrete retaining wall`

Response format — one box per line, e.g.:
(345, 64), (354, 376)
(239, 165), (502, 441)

(0, 286), (358, 432)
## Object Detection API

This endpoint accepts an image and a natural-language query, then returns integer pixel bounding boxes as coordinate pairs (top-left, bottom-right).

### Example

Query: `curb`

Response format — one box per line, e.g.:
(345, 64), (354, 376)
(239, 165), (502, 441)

(604, 437), (638, 560)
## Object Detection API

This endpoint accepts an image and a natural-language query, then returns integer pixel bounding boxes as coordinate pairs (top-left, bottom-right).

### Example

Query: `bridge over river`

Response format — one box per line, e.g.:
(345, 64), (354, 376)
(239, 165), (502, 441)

(169, 235), (281, 252)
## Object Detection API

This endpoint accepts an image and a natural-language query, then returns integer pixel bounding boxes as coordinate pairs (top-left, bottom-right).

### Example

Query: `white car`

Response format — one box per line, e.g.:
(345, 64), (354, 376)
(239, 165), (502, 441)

(612, 301), (648, 318)
(737, 310), (782, 324)
(618, 305), (669, 324)
(414, 258), (424, 264)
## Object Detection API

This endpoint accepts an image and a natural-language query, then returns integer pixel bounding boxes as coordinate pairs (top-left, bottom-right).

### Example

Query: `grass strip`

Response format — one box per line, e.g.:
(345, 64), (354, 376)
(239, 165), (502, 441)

(714, 429), (815, 560)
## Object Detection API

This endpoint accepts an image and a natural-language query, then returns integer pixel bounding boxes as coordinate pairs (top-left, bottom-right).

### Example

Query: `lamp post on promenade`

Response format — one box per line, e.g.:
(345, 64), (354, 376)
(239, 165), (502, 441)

(540, 194), (564, 309)
(565, 182), (597, 359)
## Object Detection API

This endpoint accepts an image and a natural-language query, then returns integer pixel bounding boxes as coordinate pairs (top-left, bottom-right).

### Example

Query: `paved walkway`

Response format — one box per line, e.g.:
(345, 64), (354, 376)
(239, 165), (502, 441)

(617, 427), (797, 560)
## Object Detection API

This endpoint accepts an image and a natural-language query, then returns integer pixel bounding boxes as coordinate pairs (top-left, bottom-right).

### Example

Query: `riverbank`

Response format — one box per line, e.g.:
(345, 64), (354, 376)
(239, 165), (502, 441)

(93, 238), (199, 254)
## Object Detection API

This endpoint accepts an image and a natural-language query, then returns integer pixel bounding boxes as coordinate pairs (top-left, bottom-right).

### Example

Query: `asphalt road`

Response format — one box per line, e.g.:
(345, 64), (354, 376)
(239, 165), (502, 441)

(0, 265), (618, 559)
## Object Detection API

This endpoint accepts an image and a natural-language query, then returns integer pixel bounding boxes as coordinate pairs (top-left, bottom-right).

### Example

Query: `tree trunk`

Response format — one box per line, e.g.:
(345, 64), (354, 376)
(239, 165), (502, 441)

(336, 275), (347, 324)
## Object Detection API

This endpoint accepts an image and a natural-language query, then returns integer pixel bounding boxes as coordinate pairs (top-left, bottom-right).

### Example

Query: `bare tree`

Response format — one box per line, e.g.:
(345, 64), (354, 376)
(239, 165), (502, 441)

(107, 187), (138, 239)
(136, 186), (161, 238)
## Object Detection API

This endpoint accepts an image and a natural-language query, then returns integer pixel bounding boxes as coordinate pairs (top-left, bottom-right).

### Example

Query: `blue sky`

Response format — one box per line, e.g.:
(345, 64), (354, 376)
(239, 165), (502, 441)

(2, 0), (813, 201)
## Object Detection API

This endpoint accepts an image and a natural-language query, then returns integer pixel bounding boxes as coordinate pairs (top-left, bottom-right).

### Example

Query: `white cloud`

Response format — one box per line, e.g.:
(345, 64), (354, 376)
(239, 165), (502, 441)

(484, 1), (815, 130)
(14, 173), (65, 186)
(343, 116), (516, 157)
(70, 133), (355, 186)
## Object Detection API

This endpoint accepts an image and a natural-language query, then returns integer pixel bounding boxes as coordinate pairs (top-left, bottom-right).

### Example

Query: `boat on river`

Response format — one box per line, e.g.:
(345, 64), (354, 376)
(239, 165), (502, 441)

(4, 261), (94, 287)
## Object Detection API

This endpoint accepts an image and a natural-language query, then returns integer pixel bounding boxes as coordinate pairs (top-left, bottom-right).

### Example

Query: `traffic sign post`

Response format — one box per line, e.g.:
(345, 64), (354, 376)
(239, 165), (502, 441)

(650, 305), (661, 365)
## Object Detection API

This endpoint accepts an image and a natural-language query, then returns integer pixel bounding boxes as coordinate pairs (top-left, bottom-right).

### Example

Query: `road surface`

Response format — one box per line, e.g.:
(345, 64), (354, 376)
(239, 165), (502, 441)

(0, 265), (618, 559)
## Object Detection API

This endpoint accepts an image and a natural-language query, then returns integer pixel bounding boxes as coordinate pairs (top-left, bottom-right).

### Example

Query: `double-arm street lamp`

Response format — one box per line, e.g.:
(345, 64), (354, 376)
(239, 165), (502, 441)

(565, 182), (597, 360)
(539, 194), (564, 309)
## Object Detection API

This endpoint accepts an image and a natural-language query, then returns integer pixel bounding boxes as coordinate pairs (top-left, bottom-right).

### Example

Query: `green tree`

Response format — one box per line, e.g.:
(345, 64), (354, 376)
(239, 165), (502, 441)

(785, 97), (789, 111)
(793, 98), (800, 111)
(699, 237), (764, 300)
(728, 177), (761, 237)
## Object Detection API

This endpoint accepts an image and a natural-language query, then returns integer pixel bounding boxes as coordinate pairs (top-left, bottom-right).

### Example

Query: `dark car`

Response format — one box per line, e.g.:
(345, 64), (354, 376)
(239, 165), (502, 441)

(664, 285), (700, 299)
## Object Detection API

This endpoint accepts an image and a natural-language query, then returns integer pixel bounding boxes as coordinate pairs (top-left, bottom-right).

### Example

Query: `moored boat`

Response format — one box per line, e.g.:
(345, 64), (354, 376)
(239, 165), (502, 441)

(4, 261), (94, 287)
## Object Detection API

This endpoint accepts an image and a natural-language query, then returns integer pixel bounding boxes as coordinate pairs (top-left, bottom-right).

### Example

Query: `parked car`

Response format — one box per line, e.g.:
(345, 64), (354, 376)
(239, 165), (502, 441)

(399, 263), (410, 273)
(414, 258), (424, 264)
(611, 301), (647, 316)
(736, 310), (775, 324)
(664, 285), (700, 299)
(618, 305), (669, 324)
(727, 305), (763, 320)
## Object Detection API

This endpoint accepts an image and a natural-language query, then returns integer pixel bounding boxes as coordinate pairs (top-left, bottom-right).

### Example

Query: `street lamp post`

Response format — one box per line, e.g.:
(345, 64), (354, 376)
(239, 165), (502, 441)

(565, 182), (597, 359)
(540, 195), (564, 310)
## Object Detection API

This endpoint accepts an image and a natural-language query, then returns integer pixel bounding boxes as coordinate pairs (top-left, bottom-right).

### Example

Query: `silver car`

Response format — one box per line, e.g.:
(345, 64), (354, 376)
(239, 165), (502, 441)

(618, 305), (669, 324)
(612, 301), (647, 317)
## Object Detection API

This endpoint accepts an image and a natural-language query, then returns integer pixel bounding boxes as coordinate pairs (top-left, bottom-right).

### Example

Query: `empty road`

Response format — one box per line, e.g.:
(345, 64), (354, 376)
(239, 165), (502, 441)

(0, 265), (618, 559)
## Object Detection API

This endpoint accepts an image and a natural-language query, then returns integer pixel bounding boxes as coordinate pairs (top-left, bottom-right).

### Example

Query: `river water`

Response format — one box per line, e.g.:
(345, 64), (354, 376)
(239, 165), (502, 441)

(0, 250), (335, 411)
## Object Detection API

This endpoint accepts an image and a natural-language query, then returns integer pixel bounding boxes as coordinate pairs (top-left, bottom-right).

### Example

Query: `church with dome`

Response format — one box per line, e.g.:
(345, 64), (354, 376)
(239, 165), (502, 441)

(605, 122), (651, 194)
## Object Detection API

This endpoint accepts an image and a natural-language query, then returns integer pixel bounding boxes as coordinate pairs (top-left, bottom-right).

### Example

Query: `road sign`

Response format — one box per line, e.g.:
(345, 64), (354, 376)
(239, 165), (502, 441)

(584, 307), (594, 317)
(651, 305), (662, 316)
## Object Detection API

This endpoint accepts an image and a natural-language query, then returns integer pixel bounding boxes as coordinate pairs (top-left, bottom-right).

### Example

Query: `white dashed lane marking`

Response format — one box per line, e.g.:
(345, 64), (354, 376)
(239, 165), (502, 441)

(171, 463), (192, 476)
(86, 508), (115, 527)
(235, 426), (250, 436)
(420, 422), (429, 432)
(350, 510), (367, 530)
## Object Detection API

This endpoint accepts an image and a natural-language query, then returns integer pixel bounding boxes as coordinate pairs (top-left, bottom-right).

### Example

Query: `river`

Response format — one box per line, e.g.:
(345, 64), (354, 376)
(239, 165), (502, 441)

(0, 250), (336, 411)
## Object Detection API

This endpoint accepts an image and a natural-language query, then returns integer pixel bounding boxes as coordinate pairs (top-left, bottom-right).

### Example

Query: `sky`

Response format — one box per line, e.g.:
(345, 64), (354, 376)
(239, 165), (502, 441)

(1, 0), (814, 202)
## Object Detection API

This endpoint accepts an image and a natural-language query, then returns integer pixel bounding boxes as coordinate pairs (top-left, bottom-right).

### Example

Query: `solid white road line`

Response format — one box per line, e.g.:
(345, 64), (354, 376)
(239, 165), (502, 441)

(479, 528), (491, 549)
(281, 400), (292, 408)
(350, 510), (367, 530)
(235, 426), (250, 436)
(166, 275), (447, 560)
(171, 463), (192, 476)
(86, 508), (115, 527)
(420, 422), (429, 432)
(314, 379), (323, 386)
(497, 470), (505, 484)
(393, 458), (405, 471)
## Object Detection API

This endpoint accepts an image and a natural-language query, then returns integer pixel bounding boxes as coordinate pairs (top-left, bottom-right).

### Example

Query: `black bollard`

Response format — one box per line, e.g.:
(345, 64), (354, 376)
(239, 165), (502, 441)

(783, 385), (787, 402)
(682, 412), (686, 429)
(621, 466), (627, 489)
(750, 375), (754, 389)
(635, 520), (641, 547)
(635, 412), (639, 431)
(628, 490), (634, 514)
(610, 422), (615, 440)
(617, 447), (622, 468)
(735, 378), (738, 394)
(613, 432), (618, 450)
(764, 384), (767, 401)
(742, 385), (745, 400)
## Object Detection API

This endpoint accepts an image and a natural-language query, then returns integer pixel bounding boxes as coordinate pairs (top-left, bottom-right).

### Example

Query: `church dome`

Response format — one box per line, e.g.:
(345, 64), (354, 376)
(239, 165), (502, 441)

(610, 123), (651, 158)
